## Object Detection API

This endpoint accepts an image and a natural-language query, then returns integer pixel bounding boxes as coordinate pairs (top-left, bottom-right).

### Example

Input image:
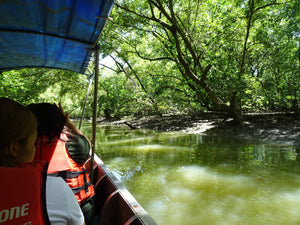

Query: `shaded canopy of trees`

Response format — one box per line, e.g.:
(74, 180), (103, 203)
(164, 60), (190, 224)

(1, 0), (299, 120)
(0, 69), (92, 116)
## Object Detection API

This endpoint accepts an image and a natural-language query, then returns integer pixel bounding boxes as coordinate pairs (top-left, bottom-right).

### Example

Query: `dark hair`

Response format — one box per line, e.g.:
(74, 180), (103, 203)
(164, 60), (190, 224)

(28, 103), (66, 138)
(0, 98), (37, 150)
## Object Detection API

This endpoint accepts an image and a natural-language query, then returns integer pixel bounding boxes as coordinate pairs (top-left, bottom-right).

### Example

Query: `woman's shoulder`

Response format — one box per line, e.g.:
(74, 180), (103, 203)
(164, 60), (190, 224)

(46, 176), (72, 197)
(45, 176), (85, 225)
(46, 175), (66, 186)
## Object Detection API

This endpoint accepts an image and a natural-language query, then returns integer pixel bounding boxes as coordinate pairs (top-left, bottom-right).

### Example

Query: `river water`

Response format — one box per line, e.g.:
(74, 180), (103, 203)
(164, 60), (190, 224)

(81, 124), (300, 225)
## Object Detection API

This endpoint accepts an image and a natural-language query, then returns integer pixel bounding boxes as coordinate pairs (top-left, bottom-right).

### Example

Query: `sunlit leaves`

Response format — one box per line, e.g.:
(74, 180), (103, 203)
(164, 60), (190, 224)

(2, 0), (298, 119)
(0, 68), (90, 116)
(97, 0), (299, 115)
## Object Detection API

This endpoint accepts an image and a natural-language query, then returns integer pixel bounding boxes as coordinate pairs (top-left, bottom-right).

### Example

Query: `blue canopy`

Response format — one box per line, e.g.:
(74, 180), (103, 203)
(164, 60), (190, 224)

(0, 0), (115, 74)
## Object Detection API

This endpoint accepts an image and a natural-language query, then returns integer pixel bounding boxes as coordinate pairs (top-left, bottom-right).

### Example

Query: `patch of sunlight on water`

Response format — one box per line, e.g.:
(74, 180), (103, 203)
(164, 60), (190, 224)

(132, 165), (300, 225)
(135, 144), (191, 152)
(102, 137), (154, 146)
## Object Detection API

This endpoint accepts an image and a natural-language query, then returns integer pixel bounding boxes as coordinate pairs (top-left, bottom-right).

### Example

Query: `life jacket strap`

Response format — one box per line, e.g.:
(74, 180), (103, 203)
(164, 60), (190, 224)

(49, 169), (92, 194)
(72, 168), (92, 194)
(49, 170), (84, 180)
(72, 180), (92, 194)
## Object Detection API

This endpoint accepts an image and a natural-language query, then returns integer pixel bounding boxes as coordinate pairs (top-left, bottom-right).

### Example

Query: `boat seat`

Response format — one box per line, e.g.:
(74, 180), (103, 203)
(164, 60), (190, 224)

(94, 174), (117, 216)
(124, 214), (145, 225)
(99, 190), (142, 225)
(92, 162), (152, 225)
(84, 157), (100, 185)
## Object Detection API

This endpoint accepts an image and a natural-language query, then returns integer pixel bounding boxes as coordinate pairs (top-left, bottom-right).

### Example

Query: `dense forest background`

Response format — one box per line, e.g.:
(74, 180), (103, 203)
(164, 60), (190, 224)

(1, 0), (299, 121)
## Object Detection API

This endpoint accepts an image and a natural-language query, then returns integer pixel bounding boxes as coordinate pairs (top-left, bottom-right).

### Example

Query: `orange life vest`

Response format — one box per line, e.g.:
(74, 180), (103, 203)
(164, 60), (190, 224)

(35, 133), (95, 205)
(0, 161), (50, 225)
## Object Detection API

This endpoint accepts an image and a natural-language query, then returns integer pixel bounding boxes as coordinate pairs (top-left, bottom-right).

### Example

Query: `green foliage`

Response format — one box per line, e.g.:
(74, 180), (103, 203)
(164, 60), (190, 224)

(0, 68), (90, 117)
(98, 0), (299, 116)
(1, 0), (299, 118)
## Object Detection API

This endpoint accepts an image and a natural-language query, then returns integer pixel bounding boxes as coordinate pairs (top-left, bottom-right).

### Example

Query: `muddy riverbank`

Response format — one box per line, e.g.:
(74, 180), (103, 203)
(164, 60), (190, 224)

(98, 112), (300, 146)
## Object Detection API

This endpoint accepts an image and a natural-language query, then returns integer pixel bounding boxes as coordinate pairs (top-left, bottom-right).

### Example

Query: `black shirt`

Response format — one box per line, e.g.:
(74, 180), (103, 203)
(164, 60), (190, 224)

(66, 134), (90, 164)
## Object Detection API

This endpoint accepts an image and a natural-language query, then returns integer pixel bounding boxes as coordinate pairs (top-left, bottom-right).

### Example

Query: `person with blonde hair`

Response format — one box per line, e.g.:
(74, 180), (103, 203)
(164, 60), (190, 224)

(0, 97), (85, 225)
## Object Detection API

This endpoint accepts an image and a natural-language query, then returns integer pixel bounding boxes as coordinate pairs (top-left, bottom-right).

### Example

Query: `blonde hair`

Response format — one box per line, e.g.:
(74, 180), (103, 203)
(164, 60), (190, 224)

(0, 98), (37, 151)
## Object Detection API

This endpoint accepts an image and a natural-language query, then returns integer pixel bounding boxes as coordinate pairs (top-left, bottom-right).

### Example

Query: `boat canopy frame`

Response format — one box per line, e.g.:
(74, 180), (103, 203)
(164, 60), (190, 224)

(0, 0), (115, 74)
(0, 0), (115, 178)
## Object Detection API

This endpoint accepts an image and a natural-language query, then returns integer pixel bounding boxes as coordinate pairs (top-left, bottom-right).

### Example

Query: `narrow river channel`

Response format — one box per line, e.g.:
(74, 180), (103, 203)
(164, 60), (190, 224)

(80, 123), (300, 225)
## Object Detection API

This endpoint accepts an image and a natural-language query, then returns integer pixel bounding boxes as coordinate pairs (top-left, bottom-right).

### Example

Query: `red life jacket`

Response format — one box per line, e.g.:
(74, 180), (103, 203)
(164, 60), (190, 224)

(0, 161), (50, 225)
(35, 133), (95, 205)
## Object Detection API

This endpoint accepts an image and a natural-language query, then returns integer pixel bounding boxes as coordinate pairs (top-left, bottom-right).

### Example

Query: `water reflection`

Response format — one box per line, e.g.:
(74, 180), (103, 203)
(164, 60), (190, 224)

(80, 124), (300, 225)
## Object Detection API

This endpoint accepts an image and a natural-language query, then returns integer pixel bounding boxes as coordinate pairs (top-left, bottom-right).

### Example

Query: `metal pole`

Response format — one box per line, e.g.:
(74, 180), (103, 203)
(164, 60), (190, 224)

(90, 44), (99, 182)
